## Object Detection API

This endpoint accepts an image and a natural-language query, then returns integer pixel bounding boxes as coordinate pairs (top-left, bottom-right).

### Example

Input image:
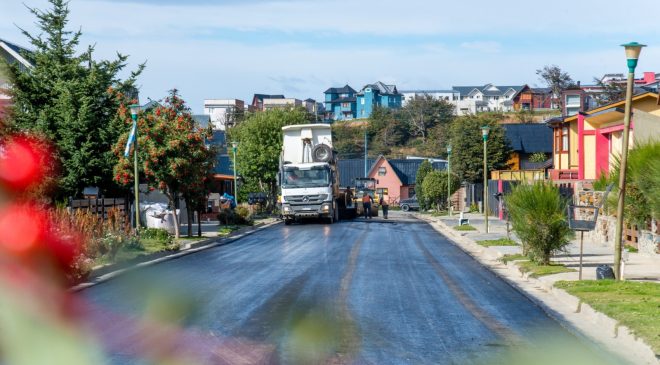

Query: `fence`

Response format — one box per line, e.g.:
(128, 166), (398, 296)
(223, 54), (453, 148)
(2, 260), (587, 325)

(69, 197), (128, 221)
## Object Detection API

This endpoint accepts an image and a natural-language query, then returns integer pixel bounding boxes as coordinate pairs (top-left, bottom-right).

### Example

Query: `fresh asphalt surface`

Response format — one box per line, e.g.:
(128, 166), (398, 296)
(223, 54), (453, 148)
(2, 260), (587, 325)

(81, 213), (618, 365)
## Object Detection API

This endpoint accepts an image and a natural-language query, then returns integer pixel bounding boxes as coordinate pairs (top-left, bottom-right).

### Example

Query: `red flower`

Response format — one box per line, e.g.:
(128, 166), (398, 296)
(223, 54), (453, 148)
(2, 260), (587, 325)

(0, 136), (51, 192)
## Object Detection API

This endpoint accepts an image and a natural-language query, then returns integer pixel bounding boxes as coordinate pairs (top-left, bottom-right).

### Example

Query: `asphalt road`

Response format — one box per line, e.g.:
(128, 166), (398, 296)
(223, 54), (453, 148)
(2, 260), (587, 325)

(81, 214), (618, 365)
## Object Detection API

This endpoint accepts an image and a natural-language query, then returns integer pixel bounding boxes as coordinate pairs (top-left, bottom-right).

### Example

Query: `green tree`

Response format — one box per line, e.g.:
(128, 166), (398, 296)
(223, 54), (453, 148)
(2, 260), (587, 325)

(113, 90), (214, 239)
(529, 152), (549, 163)
(448, 115), (512, 183)
(536, 65), (574, 111)
(228, 108), (312, 206)
(421, 170), (460, 211)
(415, 160), (433, 209)
(505, 182), (572, 265)
(401, 95), (454, 143)
(592, 77), (626, 107)
(3, 0), (144, 199)
(332, 122), (365, 159)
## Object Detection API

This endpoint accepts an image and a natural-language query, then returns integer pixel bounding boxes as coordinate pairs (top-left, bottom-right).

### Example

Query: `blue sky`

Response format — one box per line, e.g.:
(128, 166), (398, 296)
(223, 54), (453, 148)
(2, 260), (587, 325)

(2, 0), (659, 113)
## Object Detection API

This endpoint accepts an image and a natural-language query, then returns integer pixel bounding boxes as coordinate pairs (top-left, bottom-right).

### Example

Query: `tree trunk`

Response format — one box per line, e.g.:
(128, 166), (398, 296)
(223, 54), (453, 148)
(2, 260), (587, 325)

(185, 198), (193, 238)
(197, 209), (202, 237)
(166, 191), (181, 239)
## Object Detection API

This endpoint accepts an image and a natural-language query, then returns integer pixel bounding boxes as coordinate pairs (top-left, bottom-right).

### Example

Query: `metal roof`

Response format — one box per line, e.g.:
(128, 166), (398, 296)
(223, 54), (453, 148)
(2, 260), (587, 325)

(324, 85), (357, 95)
(214, 155), (233, 176)
(338, 159), (375, 187)
(503, 124), (552, 154)
(388, 159), (446, 185)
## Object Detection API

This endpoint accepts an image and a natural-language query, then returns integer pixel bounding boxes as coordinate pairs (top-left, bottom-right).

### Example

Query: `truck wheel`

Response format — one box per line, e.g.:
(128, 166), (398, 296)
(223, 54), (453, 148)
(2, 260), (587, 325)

(284, 219), (293, 225)
(334, 205), (339, 222)
(401, 204), (410, 212)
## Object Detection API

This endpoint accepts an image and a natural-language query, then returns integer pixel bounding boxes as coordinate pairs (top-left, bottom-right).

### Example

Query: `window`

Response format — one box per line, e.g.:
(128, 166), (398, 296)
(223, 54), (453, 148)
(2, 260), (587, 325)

(361, 99), (365, 105)
(408, 187), (415, 197)
(562, 126), (569, 152)
(341, 102), (350, 108)
(377, 188), (388, 197)
(378, 167), (386, 176)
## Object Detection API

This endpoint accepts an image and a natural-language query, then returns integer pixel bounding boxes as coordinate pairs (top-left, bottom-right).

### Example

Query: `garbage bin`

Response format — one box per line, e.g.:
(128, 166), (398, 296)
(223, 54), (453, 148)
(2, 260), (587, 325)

(596, 265), (615, 280)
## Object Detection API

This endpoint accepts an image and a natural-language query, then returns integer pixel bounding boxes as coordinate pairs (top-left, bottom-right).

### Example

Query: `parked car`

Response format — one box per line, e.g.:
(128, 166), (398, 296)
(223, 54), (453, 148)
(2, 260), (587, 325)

(399, 196), (420, 212)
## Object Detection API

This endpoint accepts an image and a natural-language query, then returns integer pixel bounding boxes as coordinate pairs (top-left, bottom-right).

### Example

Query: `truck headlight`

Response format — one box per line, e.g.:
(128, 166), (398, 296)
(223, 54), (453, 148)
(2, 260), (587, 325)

(321, 204), (330, 212)
(283, 205), (291, 213)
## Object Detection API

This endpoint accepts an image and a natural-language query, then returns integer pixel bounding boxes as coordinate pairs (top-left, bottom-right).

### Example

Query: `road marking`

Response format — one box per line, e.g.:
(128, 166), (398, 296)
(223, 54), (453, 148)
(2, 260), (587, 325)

(411, 231), (522, 346)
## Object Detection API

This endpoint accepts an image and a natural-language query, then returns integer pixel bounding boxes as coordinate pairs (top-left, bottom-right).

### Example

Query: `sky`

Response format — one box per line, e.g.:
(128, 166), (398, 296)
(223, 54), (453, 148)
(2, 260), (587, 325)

(1, 0), (659, 113)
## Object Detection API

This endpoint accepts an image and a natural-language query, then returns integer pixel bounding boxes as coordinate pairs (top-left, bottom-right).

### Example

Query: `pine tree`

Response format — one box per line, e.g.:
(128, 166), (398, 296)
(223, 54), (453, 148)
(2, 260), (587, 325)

(3, 0), (144, 199)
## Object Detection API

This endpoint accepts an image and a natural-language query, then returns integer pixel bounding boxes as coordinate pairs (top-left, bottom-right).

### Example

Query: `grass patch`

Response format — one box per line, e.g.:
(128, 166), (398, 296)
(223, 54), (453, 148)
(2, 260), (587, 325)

(477, 238), (518, 247)
(500, 253), (528, 264)
(218, 225), (242, 236)
(431, 210), (449, 217)
(95, 237), (174, 266)
(555, 280), (660, 353)
(453, 224), (477, 231)
(517, 261), (574, 278)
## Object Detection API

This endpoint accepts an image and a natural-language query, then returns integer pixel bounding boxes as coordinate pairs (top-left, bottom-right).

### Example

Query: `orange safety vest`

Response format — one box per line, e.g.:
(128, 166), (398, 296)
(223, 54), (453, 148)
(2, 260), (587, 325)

(362, 195), (371, 203)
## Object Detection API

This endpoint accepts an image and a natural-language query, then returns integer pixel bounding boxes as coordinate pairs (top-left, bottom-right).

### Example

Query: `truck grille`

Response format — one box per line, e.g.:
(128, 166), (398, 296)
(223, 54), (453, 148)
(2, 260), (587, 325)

(285, 194), (328, 205)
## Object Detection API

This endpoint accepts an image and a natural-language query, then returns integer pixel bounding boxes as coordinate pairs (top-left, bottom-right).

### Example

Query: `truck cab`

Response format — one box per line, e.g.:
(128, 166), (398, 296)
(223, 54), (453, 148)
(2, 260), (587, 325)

(279, 124), (340, 224)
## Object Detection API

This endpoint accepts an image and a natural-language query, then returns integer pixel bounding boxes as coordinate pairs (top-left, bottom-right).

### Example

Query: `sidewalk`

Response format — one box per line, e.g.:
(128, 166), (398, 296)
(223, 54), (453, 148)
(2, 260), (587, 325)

(415, 211), (659, 365)
(431, 212), (660, 283)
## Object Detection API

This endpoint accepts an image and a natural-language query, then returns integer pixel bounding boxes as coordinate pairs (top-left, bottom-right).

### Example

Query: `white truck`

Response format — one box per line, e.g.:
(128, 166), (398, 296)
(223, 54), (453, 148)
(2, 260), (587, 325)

(279, 124), (352, 224)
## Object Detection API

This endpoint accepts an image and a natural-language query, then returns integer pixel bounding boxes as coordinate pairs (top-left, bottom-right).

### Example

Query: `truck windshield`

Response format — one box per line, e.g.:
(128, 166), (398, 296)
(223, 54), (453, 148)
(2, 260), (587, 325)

(282, 166), (330, 188)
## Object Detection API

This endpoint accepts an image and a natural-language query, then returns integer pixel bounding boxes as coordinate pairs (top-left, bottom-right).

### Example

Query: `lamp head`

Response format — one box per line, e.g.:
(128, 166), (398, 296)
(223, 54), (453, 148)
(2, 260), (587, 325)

(621, 42), (646, 72)
(129, 104), (141, 120)
(481, 126), (491, 141)
(231, 141), (238, 151)
(446, 145), (452, 154)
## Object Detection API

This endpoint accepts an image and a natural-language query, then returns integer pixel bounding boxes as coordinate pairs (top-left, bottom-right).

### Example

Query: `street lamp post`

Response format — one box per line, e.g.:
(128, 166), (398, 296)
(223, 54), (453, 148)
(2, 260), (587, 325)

(447, 144), (452, 216)
(129, 104), (141, 232)
(613, 42), (645, 280)
(232, 141), (238, 204)
(481, 126), (490, 234)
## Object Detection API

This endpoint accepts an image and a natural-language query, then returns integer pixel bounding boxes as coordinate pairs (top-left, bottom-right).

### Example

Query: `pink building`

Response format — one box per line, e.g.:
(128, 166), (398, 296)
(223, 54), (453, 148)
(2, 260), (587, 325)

(338, 157), (447, 204)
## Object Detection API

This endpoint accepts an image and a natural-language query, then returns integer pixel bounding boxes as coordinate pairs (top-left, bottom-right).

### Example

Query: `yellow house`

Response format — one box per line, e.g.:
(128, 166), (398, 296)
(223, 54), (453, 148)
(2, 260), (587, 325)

(548, 92), (660, 180)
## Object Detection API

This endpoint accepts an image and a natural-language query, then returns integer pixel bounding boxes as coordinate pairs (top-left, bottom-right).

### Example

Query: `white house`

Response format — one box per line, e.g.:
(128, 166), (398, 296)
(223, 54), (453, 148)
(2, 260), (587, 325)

(400, 90), (458, 106)
(203, 99), (244, 131)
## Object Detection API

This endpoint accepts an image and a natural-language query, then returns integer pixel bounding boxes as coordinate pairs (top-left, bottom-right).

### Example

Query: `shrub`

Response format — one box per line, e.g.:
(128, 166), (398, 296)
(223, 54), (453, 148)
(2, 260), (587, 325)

(529, 152), (548, 163)
(217, 208), (253, 226)
(421, 170), (460, 211)
(505, 182), (572, 265)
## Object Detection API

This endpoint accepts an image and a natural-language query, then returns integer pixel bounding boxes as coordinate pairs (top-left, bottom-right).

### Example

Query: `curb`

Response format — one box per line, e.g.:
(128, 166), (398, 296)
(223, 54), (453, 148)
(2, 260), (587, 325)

(71, 220), (282, 292)
(415, 214), (658, 365)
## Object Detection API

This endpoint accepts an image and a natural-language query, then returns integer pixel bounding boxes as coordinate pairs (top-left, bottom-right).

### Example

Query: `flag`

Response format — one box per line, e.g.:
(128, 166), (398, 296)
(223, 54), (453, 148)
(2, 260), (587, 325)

(124, 121), (137, 157)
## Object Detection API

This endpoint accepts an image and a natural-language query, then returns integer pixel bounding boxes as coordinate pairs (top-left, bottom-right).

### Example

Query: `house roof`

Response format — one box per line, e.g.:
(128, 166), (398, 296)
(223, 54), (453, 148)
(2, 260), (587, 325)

(388, 159), (446, 185)
(206, 130), (226, 149)
(0, 37), (32, 69)
(503, 123), (553, 154)
(359, 81), (399, 96)
(324, 85), (356, 95)
(338, 159), (375, 187)
(214, 154), (233, 176)
(252, 94), (285, 104)
(452, 84), (525, 97)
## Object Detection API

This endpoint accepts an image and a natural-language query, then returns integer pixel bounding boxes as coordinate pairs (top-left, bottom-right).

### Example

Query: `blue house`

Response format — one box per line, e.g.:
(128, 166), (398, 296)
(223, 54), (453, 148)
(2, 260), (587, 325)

(324, 82), (402, 121)
(356, 82), (402, 119)
(324, 85), (357, 121)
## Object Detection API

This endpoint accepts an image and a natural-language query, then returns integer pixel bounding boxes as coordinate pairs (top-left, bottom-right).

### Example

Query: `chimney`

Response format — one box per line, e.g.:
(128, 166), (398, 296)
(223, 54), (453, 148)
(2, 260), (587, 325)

(577, 81), (581, 88)
(643, 72), (655, 84)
